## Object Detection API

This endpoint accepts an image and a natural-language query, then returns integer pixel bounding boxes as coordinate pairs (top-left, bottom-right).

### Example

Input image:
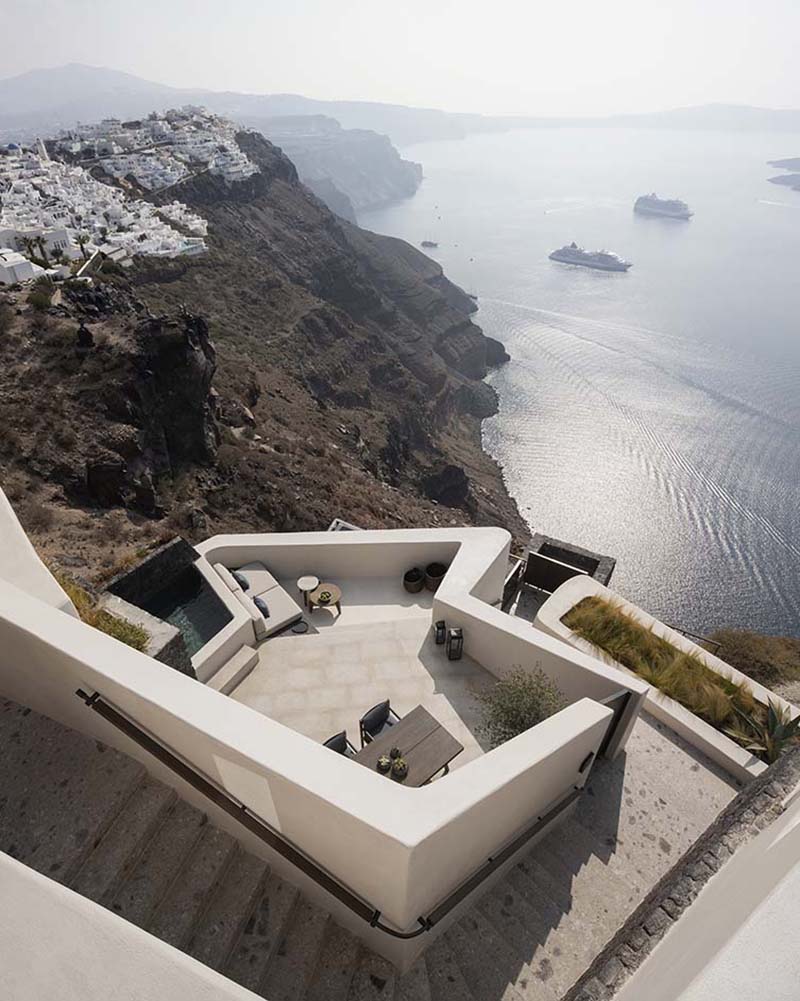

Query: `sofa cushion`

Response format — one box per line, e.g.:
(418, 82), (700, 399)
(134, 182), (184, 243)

(231, 569), (250, 590)
(253, 596), (270, 619)
(214, 564), (243, 594)
(238, 560), (280, 596)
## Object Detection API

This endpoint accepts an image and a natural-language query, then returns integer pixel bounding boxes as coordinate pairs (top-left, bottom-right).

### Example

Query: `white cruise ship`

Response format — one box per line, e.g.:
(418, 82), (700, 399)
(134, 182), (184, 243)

(634, 193), (693, 219)
(549, 243), (632, 272)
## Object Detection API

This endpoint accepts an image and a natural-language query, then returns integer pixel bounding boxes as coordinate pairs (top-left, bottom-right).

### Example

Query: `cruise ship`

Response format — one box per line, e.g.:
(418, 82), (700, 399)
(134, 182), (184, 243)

(549, 243), (632, 272)
(634, 193), (693, 219)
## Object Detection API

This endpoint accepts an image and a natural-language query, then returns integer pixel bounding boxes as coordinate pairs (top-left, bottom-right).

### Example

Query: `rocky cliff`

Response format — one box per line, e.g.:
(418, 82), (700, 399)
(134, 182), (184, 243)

(247, 115), (423, 219)
(0, 131), (524, 581)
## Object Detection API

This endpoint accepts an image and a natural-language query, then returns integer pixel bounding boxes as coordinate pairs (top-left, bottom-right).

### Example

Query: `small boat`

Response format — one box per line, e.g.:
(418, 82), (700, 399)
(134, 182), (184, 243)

(421, 240), (438, 248)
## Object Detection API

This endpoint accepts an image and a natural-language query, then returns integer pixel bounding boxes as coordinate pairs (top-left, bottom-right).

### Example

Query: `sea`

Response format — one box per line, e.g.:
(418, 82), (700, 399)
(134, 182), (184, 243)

(360, 127), (800, 637)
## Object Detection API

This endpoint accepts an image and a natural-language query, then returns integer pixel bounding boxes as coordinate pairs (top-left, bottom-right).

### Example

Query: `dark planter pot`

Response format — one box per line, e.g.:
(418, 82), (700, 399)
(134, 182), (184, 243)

(403, 567), (425, 594)
(425, 562), (448, 592)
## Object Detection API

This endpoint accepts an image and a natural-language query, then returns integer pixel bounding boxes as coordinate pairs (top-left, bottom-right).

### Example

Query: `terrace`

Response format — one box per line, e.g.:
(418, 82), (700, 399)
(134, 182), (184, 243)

(231, 576), (492, 769)
(0, 507), (763, 994)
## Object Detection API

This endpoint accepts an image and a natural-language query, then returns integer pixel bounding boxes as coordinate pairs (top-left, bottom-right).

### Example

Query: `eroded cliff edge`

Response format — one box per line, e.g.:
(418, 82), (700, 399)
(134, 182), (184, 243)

(0, 131), (525, 580)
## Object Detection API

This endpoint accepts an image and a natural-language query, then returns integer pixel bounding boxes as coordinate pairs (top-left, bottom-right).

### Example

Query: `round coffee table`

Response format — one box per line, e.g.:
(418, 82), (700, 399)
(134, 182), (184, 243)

(297, 575), (320, 607)
(308, 582), (342, 615)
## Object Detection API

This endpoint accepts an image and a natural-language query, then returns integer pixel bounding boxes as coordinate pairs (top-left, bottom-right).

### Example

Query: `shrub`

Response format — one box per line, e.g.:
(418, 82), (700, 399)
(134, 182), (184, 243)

(18, 497), (54, 532)
(708, 628), (800, 688)
(477, 668), (567, 748)
(27, 289), (52, 311)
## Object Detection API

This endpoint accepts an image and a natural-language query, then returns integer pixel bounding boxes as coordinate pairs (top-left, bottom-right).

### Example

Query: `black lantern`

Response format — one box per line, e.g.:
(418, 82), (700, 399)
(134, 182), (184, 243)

(434, 620), (446, 645)
(446, 627), (464, 661)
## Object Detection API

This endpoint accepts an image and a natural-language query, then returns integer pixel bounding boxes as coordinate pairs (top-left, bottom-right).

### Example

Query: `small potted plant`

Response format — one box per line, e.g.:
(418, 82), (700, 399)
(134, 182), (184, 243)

(425, 562), (448, 592)
(403, 567), (425, 594)
(391, 756), (408, 780)
(377, 754), (392, 774)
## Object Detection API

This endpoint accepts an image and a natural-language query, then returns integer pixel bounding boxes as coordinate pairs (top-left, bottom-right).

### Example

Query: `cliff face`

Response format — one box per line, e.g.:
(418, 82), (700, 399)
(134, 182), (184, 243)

(0, 131), (525, 580)
(249, 115), (422, 218)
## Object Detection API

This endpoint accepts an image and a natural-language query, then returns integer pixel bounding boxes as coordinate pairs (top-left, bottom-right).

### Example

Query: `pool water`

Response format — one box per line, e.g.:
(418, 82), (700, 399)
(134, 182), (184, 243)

(141, 566), (232, 658)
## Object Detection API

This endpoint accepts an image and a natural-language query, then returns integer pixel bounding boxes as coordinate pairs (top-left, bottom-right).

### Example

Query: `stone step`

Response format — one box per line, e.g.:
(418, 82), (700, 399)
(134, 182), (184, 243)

(186, 848), (269, 971)
(346, 948), (396, 1001)
(223, 870), (299, 993)
(303, 922), (361, 1001)
(531, 834), (640, 934)
(476, 879), (562, 1001)
(208, 644), (259, 696)
(503, 865), (594, 998)
(69, 776), (176, 904)
(148, 824), (237, 949)
(107, 799), (207, 929)
(423, 938), (476, 1001)
(445, 909), (527, 1001)
(0, 699), (143, 882)
(259, 897), (331, 1001)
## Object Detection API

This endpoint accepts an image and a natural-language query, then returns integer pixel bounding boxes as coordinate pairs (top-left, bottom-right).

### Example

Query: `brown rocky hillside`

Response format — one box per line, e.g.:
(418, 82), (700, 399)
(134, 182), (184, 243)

(0, 130), (525, 584)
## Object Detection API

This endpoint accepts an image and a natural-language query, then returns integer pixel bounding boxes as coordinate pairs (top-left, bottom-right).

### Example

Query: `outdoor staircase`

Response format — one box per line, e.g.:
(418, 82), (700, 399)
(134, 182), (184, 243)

(0, 697), (734, 1001)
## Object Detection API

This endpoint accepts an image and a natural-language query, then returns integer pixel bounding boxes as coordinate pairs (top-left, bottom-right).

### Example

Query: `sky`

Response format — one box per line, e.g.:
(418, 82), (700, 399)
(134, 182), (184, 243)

(1, 0), (799, 116)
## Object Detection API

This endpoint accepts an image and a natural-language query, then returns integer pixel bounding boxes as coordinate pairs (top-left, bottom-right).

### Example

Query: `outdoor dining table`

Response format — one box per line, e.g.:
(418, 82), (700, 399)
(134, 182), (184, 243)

(353, 705), (464, 787)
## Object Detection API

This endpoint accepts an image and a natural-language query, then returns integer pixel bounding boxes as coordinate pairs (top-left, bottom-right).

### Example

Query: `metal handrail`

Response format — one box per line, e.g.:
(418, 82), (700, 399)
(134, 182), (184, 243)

(664, 623), (722, 653)
(75, 687), (584, 939)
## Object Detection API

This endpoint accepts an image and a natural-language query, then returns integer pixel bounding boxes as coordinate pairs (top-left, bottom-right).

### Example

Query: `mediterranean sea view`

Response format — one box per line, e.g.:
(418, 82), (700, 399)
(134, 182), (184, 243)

(361, 127), (800, 636)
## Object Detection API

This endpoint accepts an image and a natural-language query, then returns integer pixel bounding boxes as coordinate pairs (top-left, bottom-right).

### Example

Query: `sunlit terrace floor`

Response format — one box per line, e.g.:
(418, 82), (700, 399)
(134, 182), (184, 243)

(232, 576), (494, 767)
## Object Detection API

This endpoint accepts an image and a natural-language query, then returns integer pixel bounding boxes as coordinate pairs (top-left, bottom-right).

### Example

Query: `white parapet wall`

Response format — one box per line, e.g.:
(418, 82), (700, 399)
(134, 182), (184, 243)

(0, 489), (78, 616)
(0, 527), (649, 970)
(534, 575), (798, 782)
(0, 852), (259, 1001)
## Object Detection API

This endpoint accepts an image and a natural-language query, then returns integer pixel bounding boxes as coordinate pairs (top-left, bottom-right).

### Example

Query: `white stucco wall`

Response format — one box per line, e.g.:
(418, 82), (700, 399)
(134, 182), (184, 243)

(0, 488), (77, 616)
(615, 789), (800, 1001)
(0, 526), (648, 969)
(0, 853), (259, 1001)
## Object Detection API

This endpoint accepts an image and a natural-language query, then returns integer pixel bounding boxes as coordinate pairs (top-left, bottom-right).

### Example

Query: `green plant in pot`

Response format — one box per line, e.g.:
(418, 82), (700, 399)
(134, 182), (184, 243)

(391, 757), (408, 780)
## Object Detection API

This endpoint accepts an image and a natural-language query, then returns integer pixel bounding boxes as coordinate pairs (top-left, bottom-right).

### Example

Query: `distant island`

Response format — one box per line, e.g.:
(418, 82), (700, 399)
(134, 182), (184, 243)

(767, 157), (800, 191)
(768, 157), (800, 171)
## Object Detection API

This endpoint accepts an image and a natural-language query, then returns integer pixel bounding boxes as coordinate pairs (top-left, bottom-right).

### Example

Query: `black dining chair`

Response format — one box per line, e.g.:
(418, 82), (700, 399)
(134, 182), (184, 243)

(359, 700), (401, 747)
(323, 731), (357, 757)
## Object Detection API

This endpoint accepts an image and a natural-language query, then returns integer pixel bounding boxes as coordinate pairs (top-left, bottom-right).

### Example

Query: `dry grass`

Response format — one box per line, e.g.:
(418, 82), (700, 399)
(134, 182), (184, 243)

(563, 595), (765, 745)
(55, 571), (149, 653)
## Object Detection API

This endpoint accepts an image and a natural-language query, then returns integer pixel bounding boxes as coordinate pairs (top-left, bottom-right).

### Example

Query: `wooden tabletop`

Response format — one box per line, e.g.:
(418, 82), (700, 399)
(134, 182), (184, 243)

(308, 582), (342, 605)
(353, 705), (464, 787)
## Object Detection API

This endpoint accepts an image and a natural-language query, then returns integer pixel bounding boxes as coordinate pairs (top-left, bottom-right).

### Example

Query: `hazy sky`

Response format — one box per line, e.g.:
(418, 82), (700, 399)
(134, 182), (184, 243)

(2, 0), (799, 115)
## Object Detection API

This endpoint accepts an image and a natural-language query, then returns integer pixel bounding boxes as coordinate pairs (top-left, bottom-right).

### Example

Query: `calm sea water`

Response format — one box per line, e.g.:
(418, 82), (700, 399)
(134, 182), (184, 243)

(360, 128), (800, 636)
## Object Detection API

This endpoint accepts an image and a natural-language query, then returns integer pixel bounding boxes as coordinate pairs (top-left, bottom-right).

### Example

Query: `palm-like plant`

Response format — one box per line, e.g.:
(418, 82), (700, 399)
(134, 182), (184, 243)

(724, 700), (800, 764)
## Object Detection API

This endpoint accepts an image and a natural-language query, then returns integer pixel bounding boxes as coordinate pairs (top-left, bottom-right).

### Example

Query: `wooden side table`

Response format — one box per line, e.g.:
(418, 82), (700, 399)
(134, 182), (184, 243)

(308, 582), (342, 615)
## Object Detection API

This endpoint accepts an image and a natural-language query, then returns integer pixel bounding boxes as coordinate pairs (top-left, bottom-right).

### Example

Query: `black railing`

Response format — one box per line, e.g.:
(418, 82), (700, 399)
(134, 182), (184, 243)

(664, 623), (722, 653)
(501, 556), (525, 611)
(76, 688), (584, 939)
